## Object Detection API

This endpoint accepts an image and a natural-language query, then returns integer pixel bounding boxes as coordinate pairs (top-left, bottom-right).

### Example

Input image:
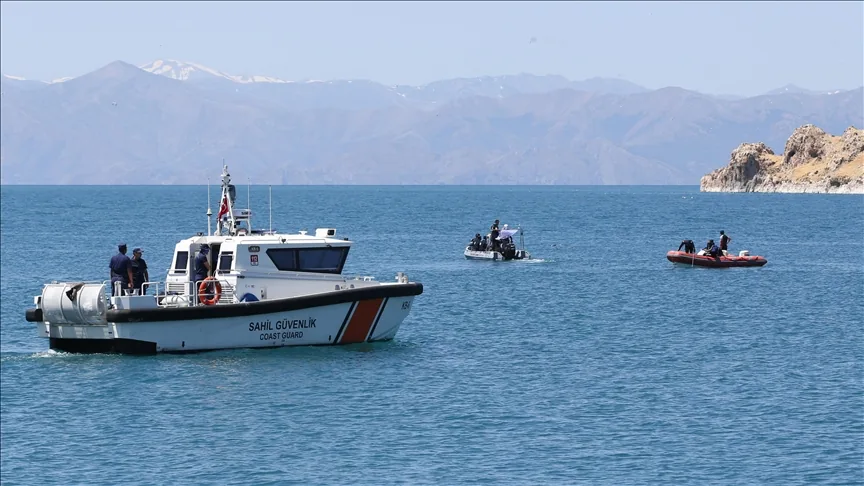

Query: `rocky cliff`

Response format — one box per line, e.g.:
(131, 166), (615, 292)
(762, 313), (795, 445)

(700, 125), (864, 193)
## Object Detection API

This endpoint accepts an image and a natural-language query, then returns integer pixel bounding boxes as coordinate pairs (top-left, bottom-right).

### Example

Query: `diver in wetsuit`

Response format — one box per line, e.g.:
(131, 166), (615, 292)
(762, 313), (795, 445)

(678, 239), (696, 253)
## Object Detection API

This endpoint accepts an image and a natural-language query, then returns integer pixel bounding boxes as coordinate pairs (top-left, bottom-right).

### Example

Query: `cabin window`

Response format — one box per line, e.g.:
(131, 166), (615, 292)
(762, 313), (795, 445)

(218, 252), (234, 272)
(173, 251), (189, 273)
(265, 247), (348, 274)
(298, 248), (348, 273)
(265, 249), (298, 271)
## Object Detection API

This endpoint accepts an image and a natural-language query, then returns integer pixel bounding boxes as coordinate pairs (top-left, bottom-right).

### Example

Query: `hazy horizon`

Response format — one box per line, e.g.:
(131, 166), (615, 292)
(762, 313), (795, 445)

(1, 1), (862, 96)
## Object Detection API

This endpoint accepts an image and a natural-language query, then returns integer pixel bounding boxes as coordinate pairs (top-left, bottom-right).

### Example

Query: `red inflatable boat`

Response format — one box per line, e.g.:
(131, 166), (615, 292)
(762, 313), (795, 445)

(666, 250), (768, 268)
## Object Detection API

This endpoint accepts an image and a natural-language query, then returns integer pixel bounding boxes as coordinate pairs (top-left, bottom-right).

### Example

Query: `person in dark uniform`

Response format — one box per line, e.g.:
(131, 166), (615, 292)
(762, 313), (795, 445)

(194, 245), (212, 301)
(490, 219), (500, 252)
(194, 245), (211, 284)
(108, 243), (134, 296)
(469, 233), (482, 251)
(130, 248), (149, 295)
(480, 235), (488, 251)
(719, 231), (731, 254)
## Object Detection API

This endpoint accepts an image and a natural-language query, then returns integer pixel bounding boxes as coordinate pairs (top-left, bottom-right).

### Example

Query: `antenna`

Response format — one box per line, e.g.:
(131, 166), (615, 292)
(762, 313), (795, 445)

(518, 223), (524, 251)
(247, 177), (252, 230)
(268, 185), (273, 233)
(206, 177), (212, 235)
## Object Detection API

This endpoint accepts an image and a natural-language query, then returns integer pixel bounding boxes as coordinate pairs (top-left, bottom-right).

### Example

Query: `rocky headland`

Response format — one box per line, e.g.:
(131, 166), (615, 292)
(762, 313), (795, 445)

(700, 125), (864, 193)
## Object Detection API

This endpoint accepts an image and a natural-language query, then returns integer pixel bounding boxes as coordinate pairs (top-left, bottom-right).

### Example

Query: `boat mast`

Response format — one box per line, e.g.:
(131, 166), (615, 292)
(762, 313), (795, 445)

(215, 164), (238, 236)
(206, 177), (212, 236)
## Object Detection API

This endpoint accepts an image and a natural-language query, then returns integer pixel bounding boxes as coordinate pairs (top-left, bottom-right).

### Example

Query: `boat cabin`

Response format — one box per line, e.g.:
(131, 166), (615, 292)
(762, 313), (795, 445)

(157, 164), (361, 305)
(163, 228), (353, 302)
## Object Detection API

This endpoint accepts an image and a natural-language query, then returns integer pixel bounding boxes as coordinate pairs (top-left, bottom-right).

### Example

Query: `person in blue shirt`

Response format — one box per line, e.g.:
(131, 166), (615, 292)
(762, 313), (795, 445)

(108, 243), (134, 296)
(703, 239), (722, 258)
(194, 245), (211, 284)
(194, 245), (213, 301)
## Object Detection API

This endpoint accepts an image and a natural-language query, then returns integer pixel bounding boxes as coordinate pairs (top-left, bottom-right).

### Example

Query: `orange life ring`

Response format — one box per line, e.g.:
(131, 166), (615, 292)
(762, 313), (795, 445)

(198, 277), (222, 305)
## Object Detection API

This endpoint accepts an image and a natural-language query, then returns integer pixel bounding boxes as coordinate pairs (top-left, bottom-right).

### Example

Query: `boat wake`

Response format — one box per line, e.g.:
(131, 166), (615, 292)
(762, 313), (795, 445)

(0, 349), (68, 362)
(517, 258), (550, 264)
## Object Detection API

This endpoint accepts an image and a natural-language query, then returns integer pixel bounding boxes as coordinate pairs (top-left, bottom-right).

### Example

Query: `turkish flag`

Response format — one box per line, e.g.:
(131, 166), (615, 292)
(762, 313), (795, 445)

(217, 195), (229, 220)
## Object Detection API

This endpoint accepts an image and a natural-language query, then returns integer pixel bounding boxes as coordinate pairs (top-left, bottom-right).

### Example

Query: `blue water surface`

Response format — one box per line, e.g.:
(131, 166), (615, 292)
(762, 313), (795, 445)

(1, 185), (862, 485)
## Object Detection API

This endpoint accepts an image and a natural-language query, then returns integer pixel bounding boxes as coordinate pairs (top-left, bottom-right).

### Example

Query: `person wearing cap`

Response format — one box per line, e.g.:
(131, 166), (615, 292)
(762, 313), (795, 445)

(194, 244), (211, 284)
(108, 243), (134, 296)
(194, 245), (213, 301)
(130, 248), (149, 295)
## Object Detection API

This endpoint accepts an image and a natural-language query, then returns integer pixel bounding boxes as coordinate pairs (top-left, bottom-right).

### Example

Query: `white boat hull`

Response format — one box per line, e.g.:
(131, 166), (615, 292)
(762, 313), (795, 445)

(28, 285), (421, 354)
(464, 248), (531, 261)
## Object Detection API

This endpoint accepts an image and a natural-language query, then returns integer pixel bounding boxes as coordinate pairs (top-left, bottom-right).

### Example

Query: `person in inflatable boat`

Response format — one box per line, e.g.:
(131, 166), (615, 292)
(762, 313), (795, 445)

(677, 239), (696, 253)
(703, 239), (722, 258)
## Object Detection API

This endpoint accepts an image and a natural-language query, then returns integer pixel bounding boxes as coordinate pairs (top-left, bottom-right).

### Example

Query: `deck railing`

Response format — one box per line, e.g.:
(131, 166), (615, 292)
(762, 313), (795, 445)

(136, 278), (237, 307)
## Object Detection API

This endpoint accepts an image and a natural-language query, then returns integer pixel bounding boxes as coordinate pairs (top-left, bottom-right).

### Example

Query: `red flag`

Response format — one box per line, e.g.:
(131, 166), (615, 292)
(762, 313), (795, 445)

(217, 195), (229, 220)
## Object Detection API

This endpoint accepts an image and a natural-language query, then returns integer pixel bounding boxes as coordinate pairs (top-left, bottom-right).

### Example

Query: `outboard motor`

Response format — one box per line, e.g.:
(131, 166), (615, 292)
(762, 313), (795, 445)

(501, 246), (516, 260)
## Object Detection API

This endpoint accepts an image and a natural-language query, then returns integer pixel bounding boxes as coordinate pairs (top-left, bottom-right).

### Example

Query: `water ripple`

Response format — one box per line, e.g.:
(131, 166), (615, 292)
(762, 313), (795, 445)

(1, 186), (862, 484)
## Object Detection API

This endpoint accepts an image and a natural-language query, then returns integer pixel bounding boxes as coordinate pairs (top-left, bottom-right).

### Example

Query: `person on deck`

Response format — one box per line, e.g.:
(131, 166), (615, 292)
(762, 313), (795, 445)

(469, 234), (482, 251)
(194, 245), (212, 300)
(719, 230), (731, 254)
(490, 219), (500, 252)
(109, 243), (134, 297)
(195, 245), (211, 282)
(480, 235), (488, 251)
(131, 248), (149, 295)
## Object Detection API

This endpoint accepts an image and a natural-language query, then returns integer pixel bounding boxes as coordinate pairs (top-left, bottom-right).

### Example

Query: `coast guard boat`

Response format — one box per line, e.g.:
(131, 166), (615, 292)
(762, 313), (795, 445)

(24, 165), (423, 355)
(464, 226), (532, 261)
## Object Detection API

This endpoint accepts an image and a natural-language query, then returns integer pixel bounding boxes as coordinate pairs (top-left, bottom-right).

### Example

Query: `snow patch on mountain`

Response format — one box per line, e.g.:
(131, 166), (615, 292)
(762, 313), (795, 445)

(139, 59), (292, 84)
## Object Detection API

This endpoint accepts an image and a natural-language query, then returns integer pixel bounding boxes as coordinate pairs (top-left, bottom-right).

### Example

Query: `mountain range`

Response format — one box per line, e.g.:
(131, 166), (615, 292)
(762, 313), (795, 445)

(1, 60), (861, 185)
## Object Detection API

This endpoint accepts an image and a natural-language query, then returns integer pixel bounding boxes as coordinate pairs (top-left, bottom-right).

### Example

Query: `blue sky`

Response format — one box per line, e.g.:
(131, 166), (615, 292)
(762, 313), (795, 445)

(1, 1), (861, 96)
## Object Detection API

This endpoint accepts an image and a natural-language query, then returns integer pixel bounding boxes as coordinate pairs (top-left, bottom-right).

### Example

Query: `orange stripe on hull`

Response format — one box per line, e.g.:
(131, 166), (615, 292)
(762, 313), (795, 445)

(339, 298), (383, 344)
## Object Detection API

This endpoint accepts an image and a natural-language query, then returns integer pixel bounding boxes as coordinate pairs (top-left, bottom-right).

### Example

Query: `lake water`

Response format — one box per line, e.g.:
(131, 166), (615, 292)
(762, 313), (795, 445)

(1, 185), (862, 485)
